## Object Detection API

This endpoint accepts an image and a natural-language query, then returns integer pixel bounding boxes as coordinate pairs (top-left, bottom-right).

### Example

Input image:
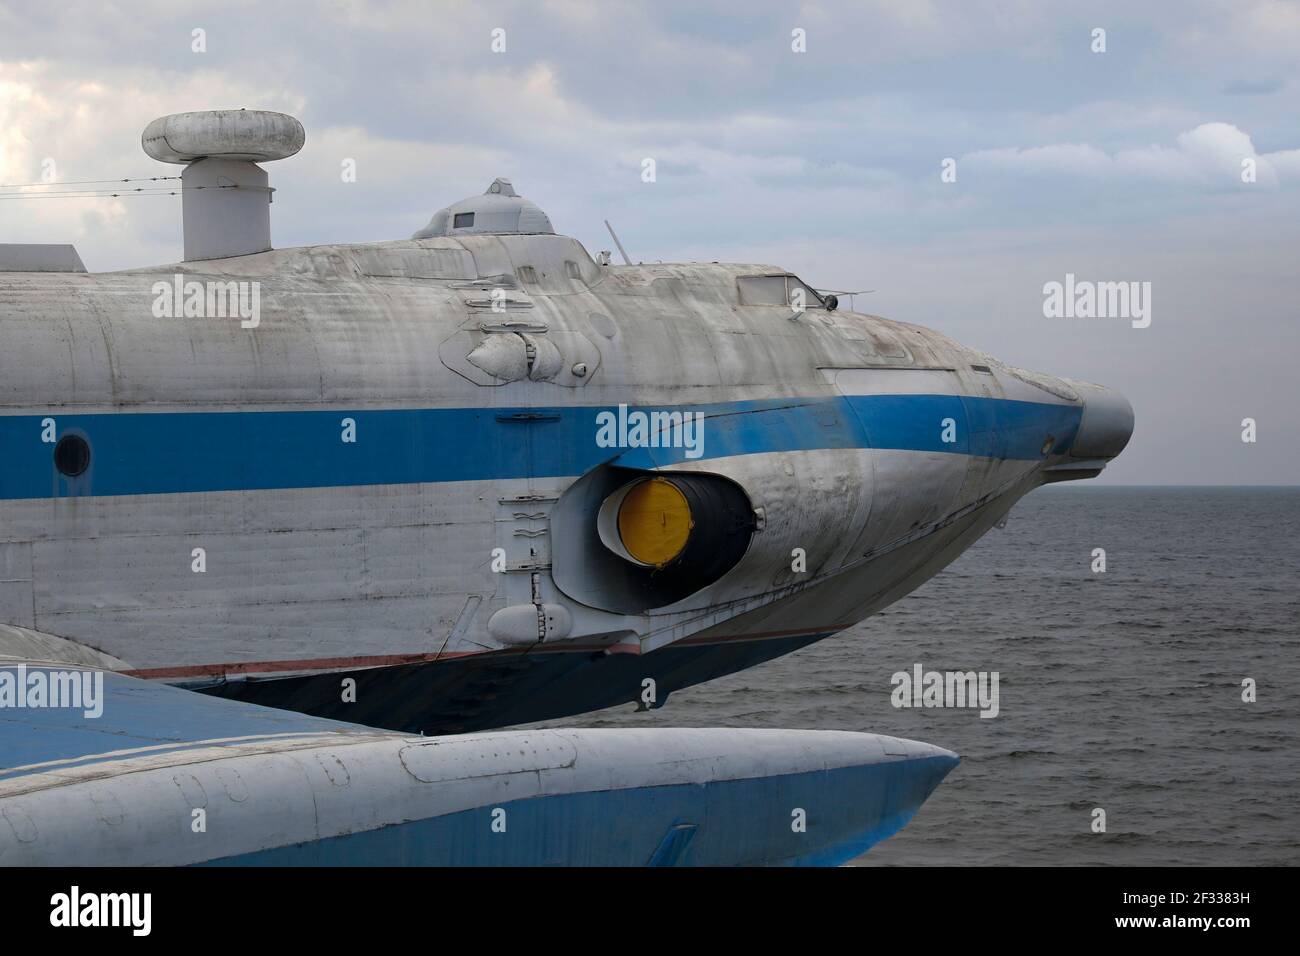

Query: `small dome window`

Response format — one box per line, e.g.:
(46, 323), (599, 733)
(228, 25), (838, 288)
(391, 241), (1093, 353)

(412, 178), (555, 239)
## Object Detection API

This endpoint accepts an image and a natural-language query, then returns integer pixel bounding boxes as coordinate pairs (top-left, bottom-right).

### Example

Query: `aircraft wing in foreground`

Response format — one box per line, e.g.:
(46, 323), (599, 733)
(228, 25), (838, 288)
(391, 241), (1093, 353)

(0, 655), (956, 866)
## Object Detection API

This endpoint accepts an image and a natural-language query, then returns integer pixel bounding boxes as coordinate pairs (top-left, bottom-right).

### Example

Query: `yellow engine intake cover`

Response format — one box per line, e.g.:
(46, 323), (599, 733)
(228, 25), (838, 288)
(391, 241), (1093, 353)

(617, 478), (694, 567)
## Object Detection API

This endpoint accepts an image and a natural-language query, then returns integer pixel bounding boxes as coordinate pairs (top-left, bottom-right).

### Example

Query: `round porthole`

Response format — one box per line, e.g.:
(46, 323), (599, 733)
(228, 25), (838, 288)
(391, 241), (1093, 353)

(54, 435), (90, 477)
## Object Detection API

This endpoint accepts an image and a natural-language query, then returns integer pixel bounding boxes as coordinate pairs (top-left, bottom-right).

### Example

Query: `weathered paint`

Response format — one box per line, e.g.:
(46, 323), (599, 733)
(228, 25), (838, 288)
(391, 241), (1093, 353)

(0, 665), (956, 867)
(0, 192), (1132, 733)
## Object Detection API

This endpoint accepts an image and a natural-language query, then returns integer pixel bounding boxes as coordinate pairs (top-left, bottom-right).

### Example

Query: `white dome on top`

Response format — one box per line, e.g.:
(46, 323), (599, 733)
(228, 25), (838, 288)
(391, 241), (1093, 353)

(413, 178), (554, 238)
(142, 109), (305, 164)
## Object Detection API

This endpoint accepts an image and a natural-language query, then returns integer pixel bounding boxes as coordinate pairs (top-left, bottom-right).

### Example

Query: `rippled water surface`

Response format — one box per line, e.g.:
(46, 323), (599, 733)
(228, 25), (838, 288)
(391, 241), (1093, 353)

(533, 487), (1300, 865)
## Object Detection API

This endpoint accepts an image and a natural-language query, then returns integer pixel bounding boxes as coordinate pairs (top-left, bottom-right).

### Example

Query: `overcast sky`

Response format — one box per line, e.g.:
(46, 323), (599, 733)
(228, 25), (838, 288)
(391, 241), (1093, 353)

(2, 0), (1297, 484)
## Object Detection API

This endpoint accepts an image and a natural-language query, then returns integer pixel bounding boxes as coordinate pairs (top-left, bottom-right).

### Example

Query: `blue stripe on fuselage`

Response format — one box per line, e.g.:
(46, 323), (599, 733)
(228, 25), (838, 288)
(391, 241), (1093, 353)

(0, 395), (1081, 500)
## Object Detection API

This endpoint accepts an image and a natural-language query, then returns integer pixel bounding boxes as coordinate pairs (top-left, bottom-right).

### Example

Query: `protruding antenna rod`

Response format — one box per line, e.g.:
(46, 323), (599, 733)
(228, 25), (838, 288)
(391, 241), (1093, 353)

(817, 288), (874, 311)
(604, 219), (632, 265)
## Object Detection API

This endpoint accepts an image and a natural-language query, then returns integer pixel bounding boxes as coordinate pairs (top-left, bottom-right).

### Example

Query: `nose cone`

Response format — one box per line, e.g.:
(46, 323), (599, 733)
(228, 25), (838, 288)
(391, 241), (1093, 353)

(1067, 381), (1135, 460)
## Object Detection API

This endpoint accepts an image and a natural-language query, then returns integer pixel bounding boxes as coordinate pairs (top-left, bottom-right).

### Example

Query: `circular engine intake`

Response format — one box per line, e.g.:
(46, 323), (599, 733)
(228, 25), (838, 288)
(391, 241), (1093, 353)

(596, 473), (756, 600)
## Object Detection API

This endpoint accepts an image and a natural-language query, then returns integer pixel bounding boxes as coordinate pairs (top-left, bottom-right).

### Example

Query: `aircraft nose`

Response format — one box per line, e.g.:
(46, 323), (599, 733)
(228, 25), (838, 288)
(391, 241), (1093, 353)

(1067, 381), (1135, 460)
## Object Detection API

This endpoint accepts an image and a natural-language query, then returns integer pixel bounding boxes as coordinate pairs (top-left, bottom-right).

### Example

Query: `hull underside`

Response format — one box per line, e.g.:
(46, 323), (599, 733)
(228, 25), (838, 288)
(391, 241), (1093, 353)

(194, 474), (1027, 734)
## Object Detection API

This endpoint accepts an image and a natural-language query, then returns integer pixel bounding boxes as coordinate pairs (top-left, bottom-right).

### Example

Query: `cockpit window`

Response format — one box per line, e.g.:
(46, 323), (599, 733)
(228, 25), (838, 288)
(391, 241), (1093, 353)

(453, 212), (475, 228)
(737, 275), (787, 306)
(737, 274), (825, 309)
(786, 277), (825, 310)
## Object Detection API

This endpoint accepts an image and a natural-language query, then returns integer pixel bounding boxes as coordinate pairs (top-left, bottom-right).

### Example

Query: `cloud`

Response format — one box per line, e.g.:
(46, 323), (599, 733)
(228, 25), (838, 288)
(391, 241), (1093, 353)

(962, 122), (1299, 189)
(1222, 78), (1284, 96)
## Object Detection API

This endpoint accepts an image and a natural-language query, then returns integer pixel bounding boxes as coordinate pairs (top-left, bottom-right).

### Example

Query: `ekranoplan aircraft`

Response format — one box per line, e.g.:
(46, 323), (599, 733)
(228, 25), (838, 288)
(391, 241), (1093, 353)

(0, 111), (1132, 866)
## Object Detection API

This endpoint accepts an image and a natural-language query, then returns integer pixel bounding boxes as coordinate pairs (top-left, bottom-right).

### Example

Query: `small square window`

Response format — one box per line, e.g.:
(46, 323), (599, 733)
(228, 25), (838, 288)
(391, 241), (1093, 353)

(737, 275), (788, 306)
(453, 212), (475, 228)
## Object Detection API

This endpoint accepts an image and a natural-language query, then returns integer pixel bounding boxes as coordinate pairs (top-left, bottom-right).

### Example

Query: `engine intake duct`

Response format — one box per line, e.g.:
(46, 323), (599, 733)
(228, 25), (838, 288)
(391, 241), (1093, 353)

(552, 466), (756, 614)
